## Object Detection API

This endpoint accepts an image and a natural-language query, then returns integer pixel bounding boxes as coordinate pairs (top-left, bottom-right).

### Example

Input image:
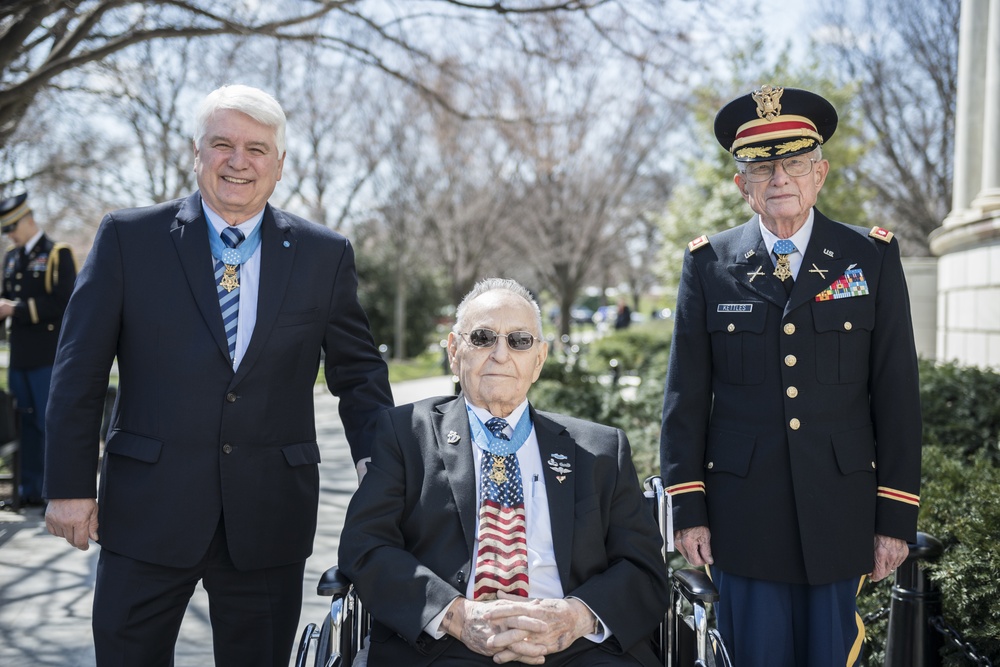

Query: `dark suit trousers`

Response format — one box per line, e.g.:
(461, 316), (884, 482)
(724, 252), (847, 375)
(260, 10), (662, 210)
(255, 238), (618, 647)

(92, 517), (305, 667)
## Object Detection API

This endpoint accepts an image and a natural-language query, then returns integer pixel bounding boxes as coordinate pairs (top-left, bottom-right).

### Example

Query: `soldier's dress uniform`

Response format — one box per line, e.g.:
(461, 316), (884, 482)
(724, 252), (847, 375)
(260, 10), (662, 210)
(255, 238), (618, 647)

(660, 87), (922, 667)
(0, 194), (76, 504)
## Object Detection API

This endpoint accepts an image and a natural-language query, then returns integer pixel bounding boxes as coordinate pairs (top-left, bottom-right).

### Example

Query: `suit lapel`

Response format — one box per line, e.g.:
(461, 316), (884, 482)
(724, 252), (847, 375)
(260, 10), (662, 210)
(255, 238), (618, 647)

(232, 206), (295, 385)
(787, 212), (849, 314)
(533, 408), (576, 587)
(170, 193), (230, 363)
(435, 396), (479, 558)
(727, 219), (787, 309)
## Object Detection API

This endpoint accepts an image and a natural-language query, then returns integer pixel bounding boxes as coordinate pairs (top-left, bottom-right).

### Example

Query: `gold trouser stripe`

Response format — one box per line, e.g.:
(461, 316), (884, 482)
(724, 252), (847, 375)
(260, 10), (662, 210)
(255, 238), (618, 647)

(847, 575), (867, 666)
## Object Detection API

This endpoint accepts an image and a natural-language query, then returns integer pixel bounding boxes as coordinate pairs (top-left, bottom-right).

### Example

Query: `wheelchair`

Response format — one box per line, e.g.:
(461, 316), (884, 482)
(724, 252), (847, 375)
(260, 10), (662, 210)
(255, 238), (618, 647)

(295, 475), (732, 667)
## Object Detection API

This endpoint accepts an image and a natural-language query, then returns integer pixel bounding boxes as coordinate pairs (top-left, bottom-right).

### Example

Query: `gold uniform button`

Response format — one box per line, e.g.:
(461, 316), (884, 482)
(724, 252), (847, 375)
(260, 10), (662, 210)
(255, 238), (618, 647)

(784, 354), (797, 367)
(13, 285), (20, 292)
(844, 321), (853, 331)
(47, 324), (55, 331)
(783, 323), (796, 335)
(15, 272), (22, 279)
(789, 418), (801, 430)
(222, 443), (233, 454)
(707, 462), (714, 469)
(786, 386), (798, 398)
(871, 461), (876, 469)
(727, 323), (735, 333)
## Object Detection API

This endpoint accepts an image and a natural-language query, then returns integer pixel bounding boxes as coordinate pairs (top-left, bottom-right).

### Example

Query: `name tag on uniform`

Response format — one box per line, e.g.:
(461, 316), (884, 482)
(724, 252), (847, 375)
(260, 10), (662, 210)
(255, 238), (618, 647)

(717, 304), (753, 313)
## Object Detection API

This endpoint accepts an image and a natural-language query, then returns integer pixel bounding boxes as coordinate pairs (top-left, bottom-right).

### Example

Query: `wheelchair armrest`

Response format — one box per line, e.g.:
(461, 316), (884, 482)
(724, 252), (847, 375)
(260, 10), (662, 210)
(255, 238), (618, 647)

(672, 568), (720, 604)
(317, 565), (353, 598)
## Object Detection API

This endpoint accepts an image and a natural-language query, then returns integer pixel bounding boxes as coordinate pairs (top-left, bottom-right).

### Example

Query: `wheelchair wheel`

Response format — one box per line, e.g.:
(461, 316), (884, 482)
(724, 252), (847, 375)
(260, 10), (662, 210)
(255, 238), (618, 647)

(315, 612), (333, 667)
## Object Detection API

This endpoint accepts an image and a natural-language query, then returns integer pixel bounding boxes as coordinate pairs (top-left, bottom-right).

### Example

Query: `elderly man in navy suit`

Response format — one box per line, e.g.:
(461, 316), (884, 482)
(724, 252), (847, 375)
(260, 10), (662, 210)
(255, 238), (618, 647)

(43, 84), (393, 666)
(340, 278), (668, 666)
(660, 85), (922, 666)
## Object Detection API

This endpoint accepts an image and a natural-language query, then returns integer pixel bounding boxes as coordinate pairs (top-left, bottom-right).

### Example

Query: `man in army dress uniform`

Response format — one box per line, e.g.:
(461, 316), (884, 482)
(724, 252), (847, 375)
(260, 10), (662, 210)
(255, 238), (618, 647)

(659, 87), (922, 666)
(0, 192), (77, 505)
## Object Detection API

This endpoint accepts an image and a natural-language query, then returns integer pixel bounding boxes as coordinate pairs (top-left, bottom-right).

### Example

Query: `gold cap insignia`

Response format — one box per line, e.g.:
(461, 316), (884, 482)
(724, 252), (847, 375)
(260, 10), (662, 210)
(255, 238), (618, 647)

(752, 85), (784, 121)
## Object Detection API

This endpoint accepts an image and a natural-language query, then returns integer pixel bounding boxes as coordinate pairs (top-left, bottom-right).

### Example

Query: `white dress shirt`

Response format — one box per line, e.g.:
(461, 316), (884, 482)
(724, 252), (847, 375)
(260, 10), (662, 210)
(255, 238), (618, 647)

(424, 399), (609, 643)
(758, 208), (815, 281)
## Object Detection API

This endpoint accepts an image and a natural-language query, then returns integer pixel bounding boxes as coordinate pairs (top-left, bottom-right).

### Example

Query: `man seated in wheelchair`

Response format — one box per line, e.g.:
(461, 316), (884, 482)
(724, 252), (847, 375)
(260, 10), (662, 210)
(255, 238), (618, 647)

(340, 278), (669, 666)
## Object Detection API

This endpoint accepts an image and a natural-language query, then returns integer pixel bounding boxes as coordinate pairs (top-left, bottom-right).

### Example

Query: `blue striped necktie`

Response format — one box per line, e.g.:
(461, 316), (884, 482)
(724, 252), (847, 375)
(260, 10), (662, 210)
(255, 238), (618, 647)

(216, 226), (245, 364)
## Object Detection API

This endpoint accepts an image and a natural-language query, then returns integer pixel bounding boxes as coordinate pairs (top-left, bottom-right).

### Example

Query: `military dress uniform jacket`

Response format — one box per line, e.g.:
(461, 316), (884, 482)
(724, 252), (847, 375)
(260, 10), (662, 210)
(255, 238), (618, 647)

(1, 233), (76, 369)
(660, 210), (921, 586)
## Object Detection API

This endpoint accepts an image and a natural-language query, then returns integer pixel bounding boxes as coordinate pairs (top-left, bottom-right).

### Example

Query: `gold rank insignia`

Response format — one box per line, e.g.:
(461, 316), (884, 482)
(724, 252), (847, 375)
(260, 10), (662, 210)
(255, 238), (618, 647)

(688, 235), (710, 252)
(869, 226), (894, 243)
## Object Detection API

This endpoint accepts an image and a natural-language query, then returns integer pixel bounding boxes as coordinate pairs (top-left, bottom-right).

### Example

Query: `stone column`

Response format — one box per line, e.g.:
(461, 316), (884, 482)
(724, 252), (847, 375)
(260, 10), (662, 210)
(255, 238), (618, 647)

(949, 0), (988, 222)
(930, 0), (1000, 369)
(971, 0), (1000, 211)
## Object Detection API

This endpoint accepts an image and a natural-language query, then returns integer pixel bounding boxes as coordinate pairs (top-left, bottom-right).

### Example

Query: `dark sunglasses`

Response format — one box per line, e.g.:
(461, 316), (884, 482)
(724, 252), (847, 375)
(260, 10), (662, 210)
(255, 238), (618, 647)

(459, 328), (537, 351)
(1, 222), (16, 235)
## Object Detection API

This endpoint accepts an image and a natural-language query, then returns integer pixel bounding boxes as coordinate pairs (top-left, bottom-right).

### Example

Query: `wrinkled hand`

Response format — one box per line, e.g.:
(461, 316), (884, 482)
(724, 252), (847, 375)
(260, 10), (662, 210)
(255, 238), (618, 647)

(484, 593), (594, 663)
(45, 498), (99, 550)
(440, 597), (546, 663)
(871, 534), (909, 582)
(0, 298), (16, 319)
(675, 525), (713, 567)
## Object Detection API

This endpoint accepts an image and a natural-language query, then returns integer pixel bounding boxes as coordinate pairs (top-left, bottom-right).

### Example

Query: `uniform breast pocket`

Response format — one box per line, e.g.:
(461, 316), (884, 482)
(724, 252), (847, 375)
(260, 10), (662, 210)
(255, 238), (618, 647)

(707, 302), (767, 385)
(811, 299), (875, 384)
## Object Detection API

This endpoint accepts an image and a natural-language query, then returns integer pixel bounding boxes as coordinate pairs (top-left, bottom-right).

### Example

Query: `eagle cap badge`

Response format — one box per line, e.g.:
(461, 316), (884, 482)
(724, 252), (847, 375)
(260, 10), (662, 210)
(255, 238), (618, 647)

(752, 85), (784, 121)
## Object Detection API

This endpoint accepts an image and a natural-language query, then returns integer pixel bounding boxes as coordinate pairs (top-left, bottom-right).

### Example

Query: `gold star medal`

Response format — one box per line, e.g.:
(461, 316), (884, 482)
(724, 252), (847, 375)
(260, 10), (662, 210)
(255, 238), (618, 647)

(489, 455), (508, 485)
(219, 247), (241, 292)
(773, 255), (793, 282)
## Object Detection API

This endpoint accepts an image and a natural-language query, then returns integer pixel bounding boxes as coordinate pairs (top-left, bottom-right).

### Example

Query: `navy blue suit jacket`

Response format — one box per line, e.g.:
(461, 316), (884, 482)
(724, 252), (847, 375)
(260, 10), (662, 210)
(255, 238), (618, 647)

(339, 395), (669, 666)
(44, 192), (393, 570)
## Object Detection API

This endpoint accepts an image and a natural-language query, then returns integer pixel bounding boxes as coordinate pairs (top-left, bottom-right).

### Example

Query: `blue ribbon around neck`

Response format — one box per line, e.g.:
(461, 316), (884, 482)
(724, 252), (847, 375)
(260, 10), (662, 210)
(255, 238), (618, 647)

(207, 220), (263, 267)
(467, 405), (532, 456)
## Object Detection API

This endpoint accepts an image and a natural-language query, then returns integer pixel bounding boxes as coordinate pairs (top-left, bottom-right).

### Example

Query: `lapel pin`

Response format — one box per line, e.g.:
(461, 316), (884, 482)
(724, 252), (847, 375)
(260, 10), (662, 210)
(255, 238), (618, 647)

(808, 263), (829, 280)
(744, 249), (756, 259)
(547, 456), (572, 479)
(446, 430), (460, 444)
(747, 266), (765, 283)
(823, 248), (834, 257)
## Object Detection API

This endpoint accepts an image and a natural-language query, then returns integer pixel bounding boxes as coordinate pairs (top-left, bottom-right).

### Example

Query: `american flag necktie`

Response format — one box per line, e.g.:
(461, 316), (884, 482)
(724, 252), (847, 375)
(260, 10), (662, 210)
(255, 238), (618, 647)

(472, 416), (529, 600)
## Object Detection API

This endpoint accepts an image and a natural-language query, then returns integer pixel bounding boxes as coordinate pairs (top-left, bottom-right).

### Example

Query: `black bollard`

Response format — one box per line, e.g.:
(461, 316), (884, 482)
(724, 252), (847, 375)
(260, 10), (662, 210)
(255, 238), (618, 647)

(884, 532), (945, 667)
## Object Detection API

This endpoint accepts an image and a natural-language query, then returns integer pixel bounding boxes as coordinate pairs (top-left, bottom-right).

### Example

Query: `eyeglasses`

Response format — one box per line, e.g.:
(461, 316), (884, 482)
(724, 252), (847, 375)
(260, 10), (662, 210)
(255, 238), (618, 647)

(740, 156), (817, 182)
(459, 328), (537, 351)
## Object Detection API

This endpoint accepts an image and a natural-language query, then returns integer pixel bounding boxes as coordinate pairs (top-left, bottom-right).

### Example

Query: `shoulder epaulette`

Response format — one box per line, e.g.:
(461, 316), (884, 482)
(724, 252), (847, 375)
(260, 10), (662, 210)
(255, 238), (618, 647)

(687, 235), (710, 252)
(869, 226), (894, 244)
(45, 242), (77, 294)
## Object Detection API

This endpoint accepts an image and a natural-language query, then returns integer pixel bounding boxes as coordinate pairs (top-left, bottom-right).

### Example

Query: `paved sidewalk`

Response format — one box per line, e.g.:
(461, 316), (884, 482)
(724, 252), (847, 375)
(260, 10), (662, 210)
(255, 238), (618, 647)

(0, 375), (454, 667)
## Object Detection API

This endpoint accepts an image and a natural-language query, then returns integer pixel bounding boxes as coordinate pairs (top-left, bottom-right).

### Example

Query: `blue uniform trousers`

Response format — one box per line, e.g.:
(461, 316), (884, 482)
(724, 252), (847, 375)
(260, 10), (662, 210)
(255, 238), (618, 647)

(711, 567), (865, 667)
(9, 365), (52, 504)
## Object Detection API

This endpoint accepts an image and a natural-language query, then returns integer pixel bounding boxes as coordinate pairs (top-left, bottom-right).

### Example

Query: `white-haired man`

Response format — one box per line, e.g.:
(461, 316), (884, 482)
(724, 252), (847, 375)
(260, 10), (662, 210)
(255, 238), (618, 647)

(44, 84), (393, 665)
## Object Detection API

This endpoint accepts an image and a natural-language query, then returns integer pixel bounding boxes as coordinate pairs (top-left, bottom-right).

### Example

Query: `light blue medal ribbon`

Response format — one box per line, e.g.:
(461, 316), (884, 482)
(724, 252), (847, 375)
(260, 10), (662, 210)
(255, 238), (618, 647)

(207, 220), (263, 267)
(467, 405), (533, 456)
